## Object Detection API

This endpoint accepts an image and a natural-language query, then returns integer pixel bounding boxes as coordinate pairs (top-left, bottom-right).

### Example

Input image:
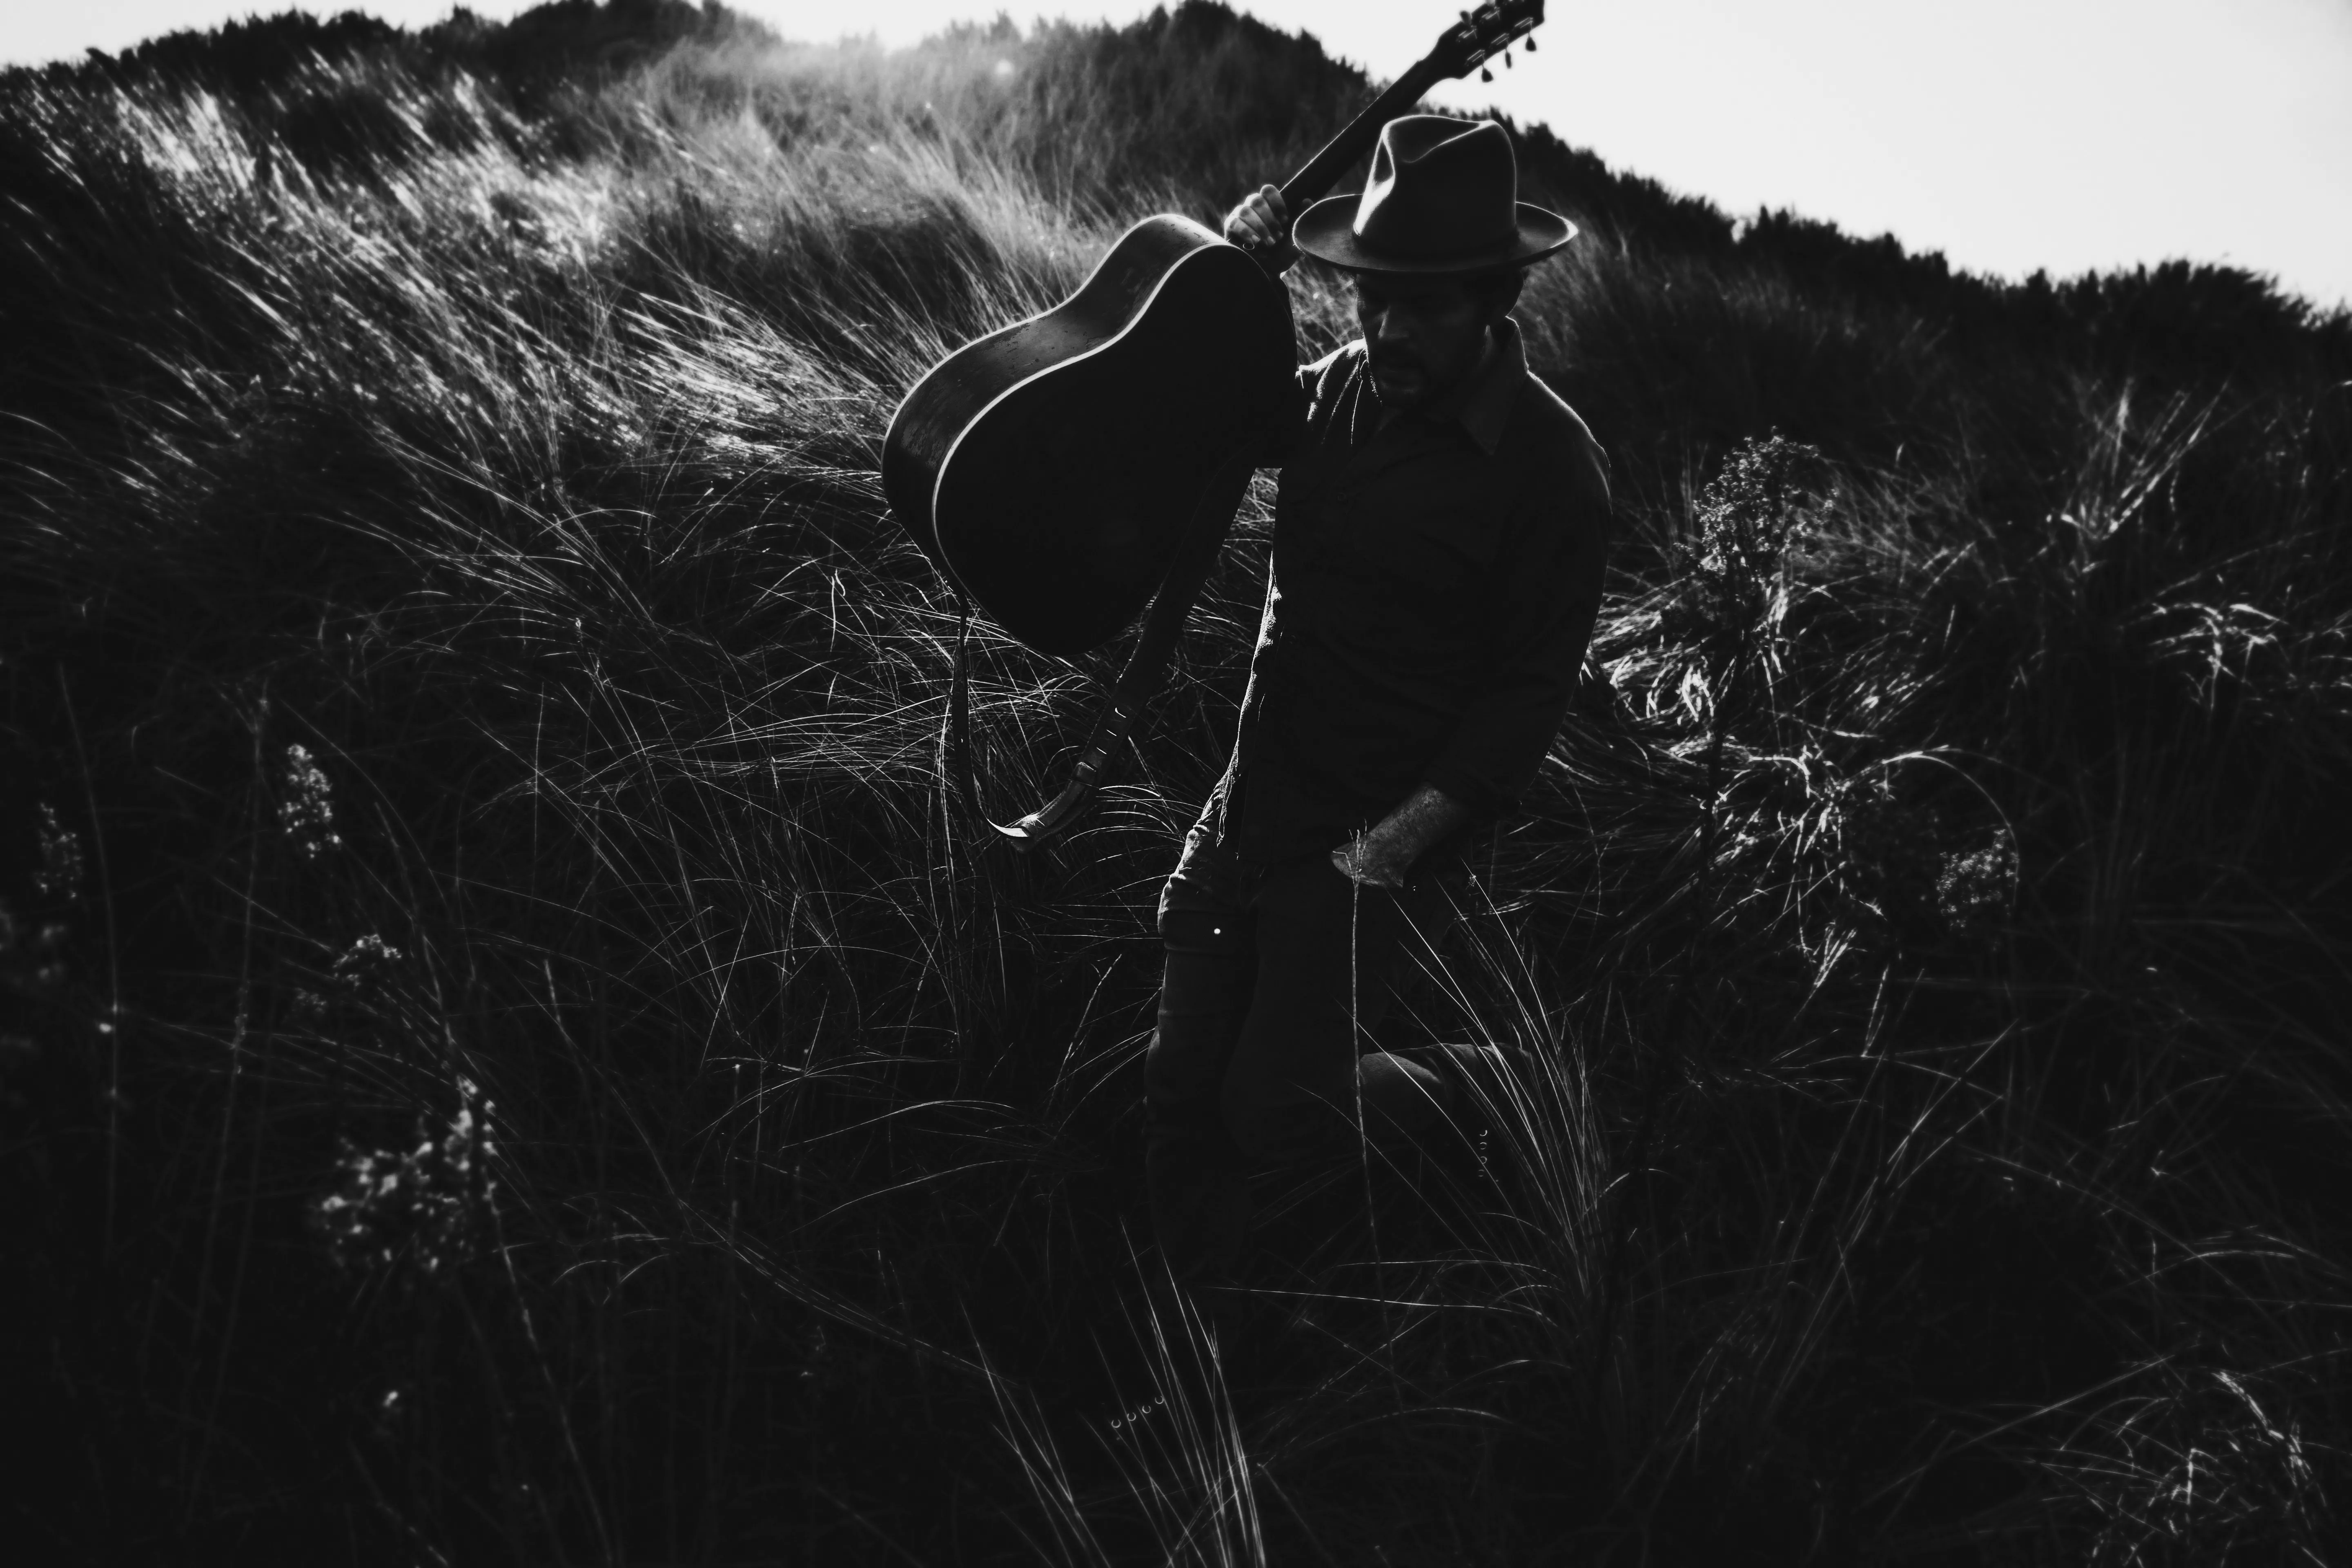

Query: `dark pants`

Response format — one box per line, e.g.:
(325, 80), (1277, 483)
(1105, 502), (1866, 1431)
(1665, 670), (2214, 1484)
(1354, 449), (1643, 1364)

(1145, 831), (1457, 1281)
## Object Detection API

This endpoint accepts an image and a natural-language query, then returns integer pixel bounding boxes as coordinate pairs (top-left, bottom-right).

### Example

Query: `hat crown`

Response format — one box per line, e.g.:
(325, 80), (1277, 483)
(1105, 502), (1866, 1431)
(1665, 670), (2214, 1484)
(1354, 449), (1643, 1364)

(1351, 116), (1520, 261)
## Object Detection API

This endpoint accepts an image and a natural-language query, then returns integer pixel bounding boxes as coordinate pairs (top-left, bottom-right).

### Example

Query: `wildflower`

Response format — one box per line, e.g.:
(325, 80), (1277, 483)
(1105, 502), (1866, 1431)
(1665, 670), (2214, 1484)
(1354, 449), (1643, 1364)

(1681, 433), (1831, 650)
(1936, 837), (2019, 942)
(35, 803), (84, 900)
(332, 932), (402, 990)
(279, 742), (343, 859)
(1657, 434), (1833, 738)
(313, 1076), (498, 1276)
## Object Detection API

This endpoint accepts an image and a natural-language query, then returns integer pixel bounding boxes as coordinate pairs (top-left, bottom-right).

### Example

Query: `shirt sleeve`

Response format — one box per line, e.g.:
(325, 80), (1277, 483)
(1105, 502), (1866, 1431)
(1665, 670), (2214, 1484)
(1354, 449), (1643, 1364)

(1419, 444), (1613, 817)
(1247, 287), (1312, 467)
(1254, 365), (1311, 466)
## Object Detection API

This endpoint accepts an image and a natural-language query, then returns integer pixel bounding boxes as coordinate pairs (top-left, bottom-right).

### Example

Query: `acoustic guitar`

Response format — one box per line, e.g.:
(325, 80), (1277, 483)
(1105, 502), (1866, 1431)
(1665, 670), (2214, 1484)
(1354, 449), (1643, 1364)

(882, 0), (1548, 847)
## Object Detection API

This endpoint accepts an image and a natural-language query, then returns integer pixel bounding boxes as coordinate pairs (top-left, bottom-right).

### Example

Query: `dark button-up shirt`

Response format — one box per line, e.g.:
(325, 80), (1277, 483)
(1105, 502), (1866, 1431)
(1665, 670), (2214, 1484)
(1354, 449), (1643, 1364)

(1206, 316), (1613, 865)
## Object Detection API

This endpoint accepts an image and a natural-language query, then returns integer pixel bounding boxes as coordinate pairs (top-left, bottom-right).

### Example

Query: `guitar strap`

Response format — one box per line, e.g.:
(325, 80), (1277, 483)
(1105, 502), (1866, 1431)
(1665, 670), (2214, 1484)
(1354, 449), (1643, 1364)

(949, 451), (1258, 852)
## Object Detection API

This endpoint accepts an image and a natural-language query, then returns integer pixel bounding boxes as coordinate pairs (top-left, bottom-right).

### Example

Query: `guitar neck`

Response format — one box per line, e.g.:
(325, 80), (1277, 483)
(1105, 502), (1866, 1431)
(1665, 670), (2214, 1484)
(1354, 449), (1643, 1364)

(1276, 55), (1446, 218)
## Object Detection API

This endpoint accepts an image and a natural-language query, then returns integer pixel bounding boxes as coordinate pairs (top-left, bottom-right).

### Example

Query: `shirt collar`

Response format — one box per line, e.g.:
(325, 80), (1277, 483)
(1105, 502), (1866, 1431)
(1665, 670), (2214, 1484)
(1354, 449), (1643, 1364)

(1421, 314), (1528, 456)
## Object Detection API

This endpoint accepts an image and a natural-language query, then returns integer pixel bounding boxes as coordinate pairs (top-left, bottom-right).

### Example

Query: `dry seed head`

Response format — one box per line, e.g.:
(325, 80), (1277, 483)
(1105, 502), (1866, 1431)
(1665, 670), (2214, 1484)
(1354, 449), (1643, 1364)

(1936, 837), (2020, 941)
(278, 742), (343, 858)
(34, 804), (84, 901)
(1684, 433), (1833, 642)
(312, 1075), (497, 1276)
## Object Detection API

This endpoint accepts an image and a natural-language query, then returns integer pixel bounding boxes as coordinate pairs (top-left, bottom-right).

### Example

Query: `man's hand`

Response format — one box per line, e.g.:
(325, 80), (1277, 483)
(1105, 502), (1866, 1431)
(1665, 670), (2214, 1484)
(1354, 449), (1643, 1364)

(1223, 184), (1296, 267)
(1330, 784), (1471, 891)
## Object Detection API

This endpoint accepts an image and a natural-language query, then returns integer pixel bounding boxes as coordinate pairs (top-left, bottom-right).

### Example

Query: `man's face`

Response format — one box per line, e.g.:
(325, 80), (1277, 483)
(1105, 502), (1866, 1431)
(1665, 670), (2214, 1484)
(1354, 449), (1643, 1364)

(1354, 274), (1491, 412)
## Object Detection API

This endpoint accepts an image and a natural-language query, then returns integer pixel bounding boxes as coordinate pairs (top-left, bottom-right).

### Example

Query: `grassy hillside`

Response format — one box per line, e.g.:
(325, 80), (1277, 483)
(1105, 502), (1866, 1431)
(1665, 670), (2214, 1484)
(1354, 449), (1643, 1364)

(4, 3), (2348, 1561)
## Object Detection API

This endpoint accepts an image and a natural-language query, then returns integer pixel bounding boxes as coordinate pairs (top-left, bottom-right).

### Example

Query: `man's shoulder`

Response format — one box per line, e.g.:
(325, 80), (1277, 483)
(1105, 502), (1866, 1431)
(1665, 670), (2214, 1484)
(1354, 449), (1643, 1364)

(1299, 339), (1367, 396)
(1508, 372), (1612, 511)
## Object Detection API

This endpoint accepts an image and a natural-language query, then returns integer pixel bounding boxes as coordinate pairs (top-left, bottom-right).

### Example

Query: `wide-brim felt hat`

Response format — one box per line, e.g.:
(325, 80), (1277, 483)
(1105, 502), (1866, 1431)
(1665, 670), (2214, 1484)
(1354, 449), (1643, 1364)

(1293, 115), (1574, 275)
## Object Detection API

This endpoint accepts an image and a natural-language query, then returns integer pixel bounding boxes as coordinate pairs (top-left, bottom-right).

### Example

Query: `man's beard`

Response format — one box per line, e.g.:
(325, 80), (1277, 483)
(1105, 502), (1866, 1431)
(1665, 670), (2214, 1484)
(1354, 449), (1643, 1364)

(1368, 352), (1439, 410)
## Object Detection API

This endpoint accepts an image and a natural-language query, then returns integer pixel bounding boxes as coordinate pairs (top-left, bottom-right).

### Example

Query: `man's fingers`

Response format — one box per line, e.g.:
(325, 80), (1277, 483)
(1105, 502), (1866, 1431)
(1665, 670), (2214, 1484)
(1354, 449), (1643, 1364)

(1224, 187), (1292, 254)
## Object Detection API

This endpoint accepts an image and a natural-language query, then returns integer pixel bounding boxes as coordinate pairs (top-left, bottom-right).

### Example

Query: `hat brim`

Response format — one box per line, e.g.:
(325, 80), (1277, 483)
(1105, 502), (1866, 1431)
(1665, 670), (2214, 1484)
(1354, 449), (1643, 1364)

(1291, 194), (1576, 275)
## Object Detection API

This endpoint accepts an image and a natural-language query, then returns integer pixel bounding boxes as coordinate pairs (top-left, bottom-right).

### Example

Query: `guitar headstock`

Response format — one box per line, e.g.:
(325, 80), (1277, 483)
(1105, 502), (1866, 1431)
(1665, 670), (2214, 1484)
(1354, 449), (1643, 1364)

(1424, 0), (1545, 82)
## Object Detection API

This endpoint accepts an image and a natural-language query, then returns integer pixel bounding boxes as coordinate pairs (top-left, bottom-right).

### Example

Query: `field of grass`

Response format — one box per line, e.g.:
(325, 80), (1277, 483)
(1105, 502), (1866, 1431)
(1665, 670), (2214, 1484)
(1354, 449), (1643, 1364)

(3, 2), (2348, 1561)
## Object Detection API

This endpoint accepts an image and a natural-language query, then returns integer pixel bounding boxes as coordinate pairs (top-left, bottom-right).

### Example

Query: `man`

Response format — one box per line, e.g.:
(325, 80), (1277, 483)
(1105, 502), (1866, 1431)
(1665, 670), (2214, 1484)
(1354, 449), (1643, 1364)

(1145, 116), (1614, 1283)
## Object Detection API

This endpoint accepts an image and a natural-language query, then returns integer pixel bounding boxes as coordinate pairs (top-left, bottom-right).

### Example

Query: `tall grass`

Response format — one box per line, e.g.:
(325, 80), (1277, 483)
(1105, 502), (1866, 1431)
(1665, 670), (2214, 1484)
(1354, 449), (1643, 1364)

(3, 3), (2348, 1561)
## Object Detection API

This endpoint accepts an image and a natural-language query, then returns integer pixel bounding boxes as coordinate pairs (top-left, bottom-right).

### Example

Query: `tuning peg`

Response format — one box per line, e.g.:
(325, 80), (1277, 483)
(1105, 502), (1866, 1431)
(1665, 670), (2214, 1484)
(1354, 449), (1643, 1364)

(1480, 66), (1493, 81)
(1525, 36), (1537, 51)
(1503, 49), (1513, 67)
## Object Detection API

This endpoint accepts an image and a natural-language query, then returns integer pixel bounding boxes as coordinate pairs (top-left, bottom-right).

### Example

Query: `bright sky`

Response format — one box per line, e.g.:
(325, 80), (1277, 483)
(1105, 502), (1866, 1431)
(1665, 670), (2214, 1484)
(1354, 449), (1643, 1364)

(10, 1), (2350, 310)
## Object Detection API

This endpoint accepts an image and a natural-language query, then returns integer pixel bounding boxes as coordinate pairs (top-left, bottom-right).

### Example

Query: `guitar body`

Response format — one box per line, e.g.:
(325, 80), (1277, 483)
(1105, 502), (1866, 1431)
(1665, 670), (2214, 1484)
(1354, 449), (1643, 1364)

(882, 215), (1295, 659)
